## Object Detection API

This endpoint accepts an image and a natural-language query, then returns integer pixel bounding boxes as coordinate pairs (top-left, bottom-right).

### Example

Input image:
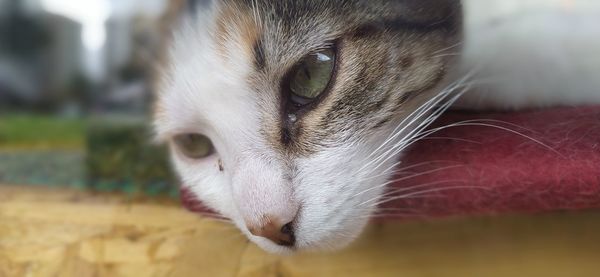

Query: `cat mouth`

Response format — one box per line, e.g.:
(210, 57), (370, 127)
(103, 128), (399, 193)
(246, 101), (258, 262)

(179, 185), (221, 217)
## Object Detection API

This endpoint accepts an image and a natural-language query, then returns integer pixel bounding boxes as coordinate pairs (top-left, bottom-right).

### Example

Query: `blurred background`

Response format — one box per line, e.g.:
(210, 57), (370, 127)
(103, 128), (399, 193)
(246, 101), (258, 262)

(0, 0), (186, 197)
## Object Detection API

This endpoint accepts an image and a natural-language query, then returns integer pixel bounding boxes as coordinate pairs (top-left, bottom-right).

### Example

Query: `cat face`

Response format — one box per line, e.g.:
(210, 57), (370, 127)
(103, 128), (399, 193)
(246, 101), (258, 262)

(154, 0), (462, 253)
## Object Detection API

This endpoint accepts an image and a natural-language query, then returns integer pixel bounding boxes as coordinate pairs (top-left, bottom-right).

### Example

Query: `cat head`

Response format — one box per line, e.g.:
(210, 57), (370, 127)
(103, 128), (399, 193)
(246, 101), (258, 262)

(154, 0), (462, 253)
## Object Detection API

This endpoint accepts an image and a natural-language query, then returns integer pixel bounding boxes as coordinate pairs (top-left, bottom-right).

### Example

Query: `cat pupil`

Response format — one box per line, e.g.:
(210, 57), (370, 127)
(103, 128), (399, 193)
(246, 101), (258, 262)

(303, 66), (311, 80)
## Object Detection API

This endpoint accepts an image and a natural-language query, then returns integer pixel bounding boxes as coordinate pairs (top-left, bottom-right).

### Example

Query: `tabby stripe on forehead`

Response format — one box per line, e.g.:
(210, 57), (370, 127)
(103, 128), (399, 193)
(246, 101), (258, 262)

(253, 38), (266, 70)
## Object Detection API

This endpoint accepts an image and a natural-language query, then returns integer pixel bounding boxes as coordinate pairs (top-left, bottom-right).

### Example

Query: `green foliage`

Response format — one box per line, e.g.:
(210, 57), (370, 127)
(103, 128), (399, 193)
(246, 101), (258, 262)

(0, 115), (177, 197)
(0, 115), (84, 149)
(85, 118), (177, 196)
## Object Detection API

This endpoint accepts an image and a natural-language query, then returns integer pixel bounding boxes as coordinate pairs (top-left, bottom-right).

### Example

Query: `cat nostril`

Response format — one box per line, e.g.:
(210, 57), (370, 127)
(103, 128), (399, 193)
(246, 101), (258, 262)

(279, 222), (296, 247)
(248, 221), (296, 247)
(280, 222), (296, 246)
(281, 222), (294, 236)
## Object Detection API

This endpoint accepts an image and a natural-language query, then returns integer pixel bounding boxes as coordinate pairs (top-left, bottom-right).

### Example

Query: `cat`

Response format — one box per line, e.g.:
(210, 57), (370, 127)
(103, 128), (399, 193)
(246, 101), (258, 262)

(153, 0), (600, 254)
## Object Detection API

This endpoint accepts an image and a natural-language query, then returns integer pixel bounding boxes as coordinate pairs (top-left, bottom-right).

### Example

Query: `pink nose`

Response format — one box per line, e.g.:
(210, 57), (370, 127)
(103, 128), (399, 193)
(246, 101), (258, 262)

(247, 219), (296, 246)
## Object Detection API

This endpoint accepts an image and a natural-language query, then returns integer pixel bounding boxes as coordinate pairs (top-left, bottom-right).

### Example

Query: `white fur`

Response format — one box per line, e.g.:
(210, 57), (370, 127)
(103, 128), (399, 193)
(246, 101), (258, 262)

(459, 0), (600, 109)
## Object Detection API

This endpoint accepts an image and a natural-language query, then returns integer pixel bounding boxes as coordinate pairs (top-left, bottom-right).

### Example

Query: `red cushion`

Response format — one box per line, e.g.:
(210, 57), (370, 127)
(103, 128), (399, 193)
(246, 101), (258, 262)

(182, 106), (600, 219)
(381, 105), (600, 219)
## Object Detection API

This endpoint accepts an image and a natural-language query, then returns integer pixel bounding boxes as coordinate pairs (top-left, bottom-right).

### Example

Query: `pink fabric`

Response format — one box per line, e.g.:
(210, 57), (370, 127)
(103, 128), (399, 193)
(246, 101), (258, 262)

(181, 106), (600, 219)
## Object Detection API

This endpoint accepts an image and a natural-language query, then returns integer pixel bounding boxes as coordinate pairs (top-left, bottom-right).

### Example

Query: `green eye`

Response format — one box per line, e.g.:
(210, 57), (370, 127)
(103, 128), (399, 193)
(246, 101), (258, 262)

(174, 134), (214, 159)
(288, 48), (336, 104)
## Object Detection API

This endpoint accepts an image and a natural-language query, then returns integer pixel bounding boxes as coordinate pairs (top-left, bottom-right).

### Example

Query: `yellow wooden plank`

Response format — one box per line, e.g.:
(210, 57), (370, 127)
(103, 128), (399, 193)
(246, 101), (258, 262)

(1, 185), (600, 277)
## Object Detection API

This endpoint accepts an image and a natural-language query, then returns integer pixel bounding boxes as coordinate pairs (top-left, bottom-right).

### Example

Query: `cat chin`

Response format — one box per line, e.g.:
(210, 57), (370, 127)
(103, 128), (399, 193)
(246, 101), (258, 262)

(249, 232), (362, 254)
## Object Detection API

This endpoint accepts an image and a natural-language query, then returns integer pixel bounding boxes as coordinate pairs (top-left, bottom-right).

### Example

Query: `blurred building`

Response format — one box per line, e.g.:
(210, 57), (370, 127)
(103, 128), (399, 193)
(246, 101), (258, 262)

(102, 14), (165, 114)
(0, 0), (178, 115)
(0, 0), (86, 112)
(45, 14), (84, 99)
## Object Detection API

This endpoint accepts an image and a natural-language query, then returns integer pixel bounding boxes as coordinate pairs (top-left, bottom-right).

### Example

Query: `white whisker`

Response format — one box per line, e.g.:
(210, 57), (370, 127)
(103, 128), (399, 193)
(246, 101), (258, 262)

(432, 41), (464, 54)
(415, 120), (564, 158)
(352, 164), (465, 199)
(359, 79), (466, 173)
(356, 159), (460, 183)
(365, 184), (489, 209)
(365, 83), (472, 175)
(367, 70), (479, 166)
(357, 179), (468, 208)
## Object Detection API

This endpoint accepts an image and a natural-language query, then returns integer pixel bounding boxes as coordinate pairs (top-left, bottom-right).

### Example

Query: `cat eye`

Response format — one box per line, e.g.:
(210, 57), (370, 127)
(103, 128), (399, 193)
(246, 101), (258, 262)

(173, 134), (214, 159)
(287, 48), (336, 105)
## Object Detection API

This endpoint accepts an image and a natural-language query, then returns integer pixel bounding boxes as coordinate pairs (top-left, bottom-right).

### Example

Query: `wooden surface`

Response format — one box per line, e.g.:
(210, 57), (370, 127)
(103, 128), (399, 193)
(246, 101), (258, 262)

(1, 185), (599, 277)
